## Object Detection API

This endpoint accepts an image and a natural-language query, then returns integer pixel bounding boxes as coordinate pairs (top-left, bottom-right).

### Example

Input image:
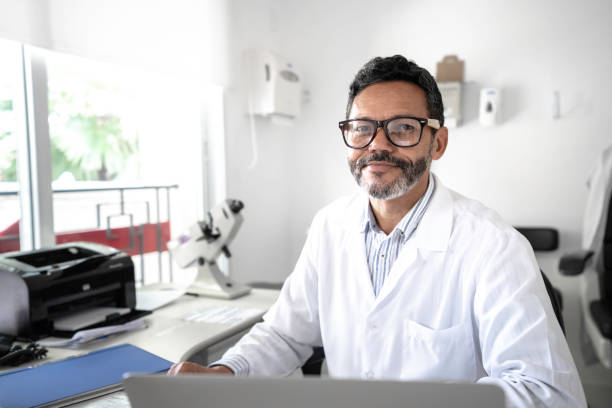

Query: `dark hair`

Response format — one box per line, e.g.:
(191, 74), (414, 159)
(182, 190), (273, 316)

(346, 55), (444, 128)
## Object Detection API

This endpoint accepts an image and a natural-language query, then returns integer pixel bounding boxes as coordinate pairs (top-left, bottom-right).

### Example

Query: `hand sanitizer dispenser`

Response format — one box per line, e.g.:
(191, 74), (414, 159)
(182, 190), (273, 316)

(479, 88), (501, 127)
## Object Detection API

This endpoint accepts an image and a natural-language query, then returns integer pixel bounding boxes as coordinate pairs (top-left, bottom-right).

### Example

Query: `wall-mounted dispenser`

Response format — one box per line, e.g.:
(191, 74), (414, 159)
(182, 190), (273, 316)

(245, 50), (302, 119)
(479, 88), (501, 127)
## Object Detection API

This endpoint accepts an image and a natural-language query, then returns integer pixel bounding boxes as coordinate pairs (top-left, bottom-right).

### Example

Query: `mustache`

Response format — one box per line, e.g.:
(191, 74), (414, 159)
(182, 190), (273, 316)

(352, 151), (412, 171)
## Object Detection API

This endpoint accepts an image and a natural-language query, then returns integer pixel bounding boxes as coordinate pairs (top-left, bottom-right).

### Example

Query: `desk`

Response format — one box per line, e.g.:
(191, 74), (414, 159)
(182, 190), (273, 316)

(1, 287), (279, 407)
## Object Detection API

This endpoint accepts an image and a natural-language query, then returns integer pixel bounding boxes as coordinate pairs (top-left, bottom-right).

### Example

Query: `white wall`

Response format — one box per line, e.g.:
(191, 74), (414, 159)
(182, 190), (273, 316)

(45, 0), (230, 83)
(0, 0), (52, 49)
(1, 0), (226, 79)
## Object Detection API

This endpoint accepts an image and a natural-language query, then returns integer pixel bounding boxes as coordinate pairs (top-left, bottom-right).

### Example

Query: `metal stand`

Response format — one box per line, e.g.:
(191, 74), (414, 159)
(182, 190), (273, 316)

(186, 258), (251, 299)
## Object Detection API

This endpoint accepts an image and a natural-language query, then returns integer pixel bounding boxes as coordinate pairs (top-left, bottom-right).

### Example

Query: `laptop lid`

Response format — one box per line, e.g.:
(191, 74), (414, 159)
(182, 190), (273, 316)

(124, 374), (506, 408)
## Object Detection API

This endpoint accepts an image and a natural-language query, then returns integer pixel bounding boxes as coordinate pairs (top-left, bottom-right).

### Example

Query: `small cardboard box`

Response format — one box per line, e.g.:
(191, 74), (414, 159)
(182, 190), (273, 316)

(436, 55), (464, 82)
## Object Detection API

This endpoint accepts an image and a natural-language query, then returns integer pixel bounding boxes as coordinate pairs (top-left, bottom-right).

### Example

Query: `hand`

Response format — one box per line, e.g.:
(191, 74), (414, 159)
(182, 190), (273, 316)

(167, 362), (233, 376)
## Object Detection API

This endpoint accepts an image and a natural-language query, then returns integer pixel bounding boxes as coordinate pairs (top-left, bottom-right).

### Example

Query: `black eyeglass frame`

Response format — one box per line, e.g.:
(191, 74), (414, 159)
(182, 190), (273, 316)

(338, 116), (441, 149)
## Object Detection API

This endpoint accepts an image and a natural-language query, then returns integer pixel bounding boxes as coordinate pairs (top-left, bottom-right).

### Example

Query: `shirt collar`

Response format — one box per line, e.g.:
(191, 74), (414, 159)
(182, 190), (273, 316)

(360, 203), (376, 233)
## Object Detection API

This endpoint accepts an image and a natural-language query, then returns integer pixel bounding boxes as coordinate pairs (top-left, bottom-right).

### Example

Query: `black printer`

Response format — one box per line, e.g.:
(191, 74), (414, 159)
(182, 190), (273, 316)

(0, 242), (138, 339)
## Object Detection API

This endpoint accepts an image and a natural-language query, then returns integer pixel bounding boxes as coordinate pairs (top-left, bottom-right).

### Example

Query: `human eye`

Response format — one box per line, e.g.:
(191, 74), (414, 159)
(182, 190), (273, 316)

(398, 123), (416, 131)
(350, 121), (373, 136)
(356, 124), (372, 133)
(389, 118), (419, 134)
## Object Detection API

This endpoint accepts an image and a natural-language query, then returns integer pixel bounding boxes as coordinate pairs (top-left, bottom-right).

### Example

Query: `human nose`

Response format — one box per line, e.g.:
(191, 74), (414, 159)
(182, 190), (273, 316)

(368, 125), (394, 151)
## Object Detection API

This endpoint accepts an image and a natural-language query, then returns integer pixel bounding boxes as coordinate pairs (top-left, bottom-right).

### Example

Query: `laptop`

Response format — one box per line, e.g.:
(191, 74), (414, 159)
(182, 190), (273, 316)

(123, 374), (506, 408)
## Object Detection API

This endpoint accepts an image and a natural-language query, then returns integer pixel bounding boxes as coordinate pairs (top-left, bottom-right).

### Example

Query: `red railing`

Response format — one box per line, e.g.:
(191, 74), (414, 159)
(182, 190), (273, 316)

(0, 184), (178, 283)
(0, 220), (171, 256)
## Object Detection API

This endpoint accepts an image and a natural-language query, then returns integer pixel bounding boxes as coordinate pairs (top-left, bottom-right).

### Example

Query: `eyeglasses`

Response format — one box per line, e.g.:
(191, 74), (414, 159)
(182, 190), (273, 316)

(338, 116), (441, 149)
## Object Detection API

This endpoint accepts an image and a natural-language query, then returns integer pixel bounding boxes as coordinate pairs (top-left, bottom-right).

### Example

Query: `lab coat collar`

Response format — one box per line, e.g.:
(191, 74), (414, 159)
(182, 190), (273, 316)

(343, 173), (453, 252)
(410, 173), (453, 252)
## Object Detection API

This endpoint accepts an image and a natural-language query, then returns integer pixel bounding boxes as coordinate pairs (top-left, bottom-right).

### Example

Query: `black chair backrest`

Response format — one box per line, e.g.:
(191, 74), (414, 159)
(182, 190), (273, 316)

(515, 228), (559, 251)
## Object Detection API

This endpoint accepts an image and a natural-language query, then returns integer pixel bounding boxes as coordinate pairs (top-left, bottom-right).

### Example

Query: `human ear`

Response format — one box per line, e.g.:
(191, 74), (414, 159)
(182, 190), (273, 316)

(431, 127), (448, 160)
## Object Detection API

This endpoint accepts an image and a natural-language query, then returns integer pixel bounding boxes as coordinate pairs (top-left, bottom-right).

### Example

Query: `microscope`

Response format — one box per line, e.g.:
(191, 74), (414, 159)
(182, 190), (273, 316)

(170, 199), (251, 299)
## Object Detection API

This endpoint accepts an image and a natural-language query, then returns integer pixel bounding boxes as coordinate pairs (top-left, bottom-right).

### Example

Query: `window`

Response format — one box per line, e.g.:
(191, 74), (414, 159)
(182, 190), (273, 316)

(0, 44), (210, 286)
(0, 39), (23, 253)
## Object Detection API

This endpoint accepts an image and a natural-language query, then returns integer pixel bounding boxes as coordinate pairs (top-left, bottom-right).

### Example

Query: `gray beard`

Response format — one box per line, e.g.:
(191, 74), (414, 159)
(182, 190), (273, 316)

(348, 150), (431, 200)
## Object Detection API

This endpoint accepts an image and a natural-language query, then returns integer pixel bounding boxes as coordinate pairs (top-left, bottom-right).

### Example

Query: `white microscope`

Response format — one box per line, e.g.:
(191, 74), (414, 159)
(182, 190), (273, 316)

(170, 199), (251, 299)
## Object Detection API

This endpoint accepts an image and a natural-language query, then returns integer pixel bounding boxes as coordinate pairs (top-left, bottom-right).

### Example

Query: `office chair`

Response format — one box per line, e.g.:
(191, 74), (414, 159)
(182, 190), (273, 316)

(559, 147), (612, 368)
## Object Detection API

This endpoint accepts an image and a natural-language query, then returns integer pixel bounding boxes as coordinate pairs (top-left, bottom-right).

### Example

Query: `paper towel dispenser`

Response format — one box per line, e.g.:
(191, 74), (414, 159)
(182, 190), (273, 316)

(246, 50), (302, 119)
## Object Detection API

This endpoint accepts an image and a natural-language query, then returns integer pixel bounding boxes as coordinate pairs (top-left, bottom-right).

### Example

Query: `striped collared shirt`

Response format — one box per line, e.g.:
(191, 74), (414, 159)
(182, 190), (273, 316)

(362, 174), (436, 297)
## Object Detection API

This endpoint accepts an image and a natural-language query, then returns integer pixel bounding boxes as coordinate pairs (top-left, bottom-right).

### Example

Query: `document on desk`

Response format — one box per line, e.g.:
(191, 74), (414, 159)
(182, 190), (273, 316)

(0, 344), (173, 408)
(38, 318), (148, 348)
(183, 306), (263, 325)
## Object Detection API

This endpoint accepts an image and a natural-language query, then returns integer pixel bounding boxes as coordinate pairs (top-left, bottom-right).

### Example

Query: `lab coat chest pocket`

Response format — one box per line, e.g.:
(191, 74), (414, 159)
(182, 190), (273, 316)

(401, 320), (476, 381)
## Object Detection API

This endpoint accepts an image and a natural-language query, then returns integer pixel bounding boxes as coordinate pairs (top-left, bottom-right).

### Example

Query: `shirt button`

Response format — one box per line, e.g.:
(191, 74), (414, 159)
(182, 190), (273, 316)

(380, 254), (385, 258)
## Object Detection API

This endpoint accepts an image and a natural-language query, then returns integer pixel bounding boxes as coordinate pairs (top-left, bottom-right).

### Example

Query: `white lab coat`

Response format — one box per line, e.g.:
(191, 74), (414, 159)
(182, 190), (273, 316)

(222, 175), (586, 408)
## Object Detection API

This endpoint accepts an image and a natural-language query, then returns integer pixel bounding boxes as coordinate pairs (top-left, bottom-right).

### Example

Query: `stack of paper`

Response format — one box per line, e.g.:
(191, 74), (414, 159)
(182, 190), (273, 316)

(39, 319), (148, 348)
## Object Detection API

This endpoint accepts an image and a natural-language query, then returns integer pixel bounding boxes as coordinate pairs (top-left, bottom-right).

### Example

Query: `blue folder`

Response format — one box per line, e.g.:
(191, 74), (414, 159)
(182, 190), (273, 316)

(0, 343), (173, 408)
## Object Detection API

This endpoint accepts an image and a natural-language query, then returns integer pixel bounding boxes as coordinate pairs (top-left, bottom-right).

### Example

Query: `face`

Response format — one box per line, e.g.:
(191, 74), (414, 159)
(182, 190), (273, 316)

(346, 81), (446, 200)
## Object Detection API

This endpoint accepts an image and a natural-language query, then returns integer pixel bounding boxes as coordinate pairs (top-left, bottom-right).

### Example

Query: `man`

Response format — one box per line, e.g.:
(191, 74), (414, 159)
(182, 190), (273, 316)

(169, 55), (587, 407)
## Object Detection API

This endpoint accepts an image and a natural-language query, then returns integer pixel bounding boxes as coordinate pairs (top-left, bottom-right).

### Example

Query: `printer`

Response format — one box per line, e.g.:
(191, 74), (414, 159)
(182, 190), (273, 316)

(0, 242), (137, 339)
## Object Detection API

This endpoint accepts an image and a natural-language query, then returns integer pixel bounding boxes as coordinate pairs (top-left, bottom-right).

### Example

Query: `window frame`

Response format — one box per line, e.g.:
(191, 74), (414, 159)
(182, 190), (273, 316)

(15, 44), (55, 250)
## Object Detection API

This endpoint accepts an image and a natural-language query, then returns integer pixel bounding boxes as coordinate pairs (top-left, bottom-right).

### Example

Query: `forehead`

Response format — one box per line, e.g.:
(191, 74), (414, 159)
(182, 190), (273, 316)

(350, 81), (428, 119)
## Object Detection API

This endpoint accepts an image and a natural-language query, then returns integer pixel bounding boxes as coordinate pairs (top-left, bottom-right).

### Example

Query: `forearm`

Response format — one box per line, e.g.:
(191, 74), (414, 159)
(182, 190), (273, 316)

(213, 320), (317, 376)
